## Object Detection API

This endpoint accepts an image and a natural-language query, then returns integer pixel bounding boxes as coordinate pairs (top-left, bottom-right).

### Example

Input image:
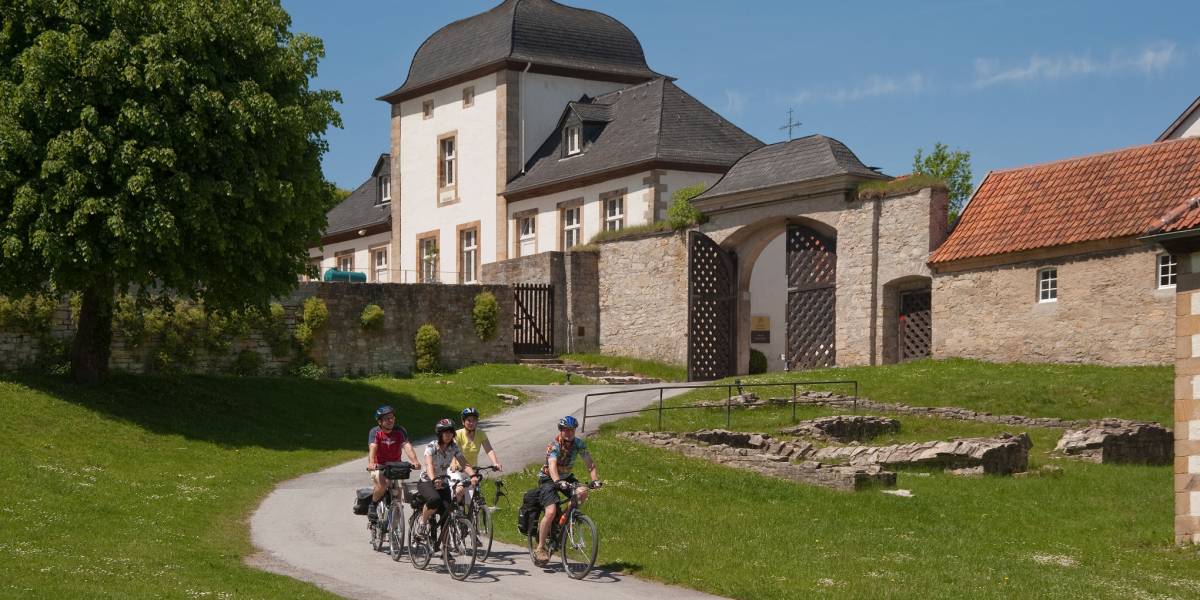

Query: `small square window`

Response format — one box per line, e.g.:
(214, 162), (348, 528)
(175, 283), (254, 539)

(422, 99), (434, 119)
(462, 87), (475, 107)
(1158, 253), (1177, 288)
(565, 125), (582, 155)
(1038, 268), (1057, 303)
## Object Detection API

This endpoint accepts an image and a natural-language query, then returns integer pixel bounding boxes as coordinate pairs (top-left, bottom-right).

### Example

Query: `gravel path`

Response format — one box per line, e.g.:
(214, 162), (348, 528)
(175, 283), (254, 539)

(248, 383), (725, 600)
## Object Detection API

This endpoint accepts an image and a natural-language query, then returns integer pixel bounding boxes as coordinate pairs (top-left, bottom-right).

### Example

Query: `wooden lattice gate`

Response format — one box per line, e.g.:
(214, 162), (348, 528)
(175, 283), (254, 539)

(898, 289), (932, 361)
(687, 231), (737, 381)
(513, 283), (554, 355)
(786, 224), (837, 370)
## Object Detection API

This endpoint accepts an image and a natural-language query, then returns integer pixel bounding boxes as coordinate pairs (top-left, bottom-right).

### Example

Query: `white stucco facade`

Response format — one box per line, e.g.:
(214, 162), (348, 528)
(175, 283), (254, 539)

(505, 170), (722, 255)
(748, 232), (787, 371)
(519, 73), (629, 164)
(396, 72), (500, 282)
(1165, 109), (1200, 140)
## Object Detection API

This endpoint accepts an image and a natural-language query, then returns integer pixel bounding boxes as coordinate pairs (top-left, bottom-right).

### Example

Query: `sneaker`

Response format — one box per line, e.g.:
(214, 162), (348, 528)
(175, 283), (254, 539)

(413, 520), (429, 540)
(534, 546), (550, 564)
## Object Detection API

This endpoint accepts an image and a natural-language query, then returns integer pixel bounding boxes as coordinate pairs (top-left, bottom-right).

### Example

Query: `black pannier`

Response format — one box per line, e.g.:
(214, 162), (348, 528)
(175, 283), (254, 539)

(352, 488), (373, 515)
(381, 461), (412, 481)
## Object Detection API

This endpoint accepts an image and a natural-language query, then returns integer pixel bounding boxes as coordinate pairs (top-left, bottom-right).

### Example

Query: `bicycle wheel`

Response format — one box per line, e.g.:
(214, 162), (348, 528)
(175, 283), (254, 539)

(560, 512), (598, 580)
(525, 509), (540, 563)
(388, 503), (404, 561)
(443, 515), (478, 581)
(406, 511), (433, 570)
(476, 504), (495, 562)
(371, 502), (387, 552)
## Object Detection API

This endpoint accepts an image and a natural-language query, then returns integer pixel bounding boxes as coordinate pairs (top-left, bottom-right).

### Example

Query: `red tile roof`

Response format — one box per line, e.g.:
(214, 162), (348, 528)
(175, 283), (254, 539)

(930, 136), (1200, 264)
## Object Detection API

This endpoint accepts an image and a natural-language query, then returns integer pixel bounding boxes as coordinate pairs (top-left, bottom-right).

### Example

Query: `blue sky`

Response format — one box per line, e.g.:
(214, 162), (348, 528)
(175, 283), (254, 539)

(282, 0), (1200, 190)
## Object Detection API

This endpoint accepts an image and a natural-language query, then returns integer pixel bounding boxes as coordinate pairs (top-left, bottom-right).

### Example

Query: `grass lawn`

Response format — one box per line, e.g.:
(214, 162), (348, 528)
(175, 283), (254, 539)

(495, 359), (1195, 599)
(0, 364), (569, 598)
(672, 358), (1174, 425)
(561, 352), (688, 382)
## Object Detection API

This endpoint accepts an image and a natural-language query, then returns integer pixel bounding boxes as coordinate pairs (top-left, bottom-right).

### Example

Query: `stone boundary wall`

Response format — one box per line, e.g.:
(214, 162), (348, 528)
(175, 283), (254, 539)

(932, 245), (1174, 365)
(597, 231), (689, 366)
(481, 250), (600, 353)
(0, 282), (515, 376)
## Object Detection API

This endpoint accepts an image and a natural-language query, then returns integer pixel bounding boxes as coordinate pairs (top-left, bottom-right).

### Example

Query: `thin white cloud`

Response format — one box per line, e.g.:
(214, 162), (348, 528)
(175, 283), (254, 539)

(972, 41), (1178, 89)
(791, 73), (927, 105)
(724, 89), (748, 114)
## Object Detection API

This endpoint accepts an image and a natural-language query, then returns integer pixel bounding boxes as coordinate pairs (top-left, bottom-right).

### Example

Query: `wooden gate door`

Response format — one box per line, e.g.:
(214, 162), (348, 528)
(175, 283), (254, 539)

(786, 224), (837, 370)
(687, 231), (737, 381)
(898, 289), (932, 361)
(513, 283), (554, 355)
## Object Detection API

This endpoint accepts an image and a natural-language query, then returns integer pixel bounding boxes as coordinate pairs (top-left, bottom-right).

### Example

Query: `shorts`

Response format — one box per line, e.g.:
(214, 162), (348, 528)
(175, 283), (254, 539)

(417, 479), (453, 511)
(533, 473), (579, 508)
(370, 470), (389, 487)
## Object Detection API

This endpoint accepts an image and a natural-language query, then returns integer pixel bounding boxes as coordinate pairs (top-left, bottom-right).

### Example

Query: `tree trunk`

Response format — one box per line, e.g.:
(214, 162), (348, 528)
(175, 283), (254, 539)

(71, 285), (114, 384)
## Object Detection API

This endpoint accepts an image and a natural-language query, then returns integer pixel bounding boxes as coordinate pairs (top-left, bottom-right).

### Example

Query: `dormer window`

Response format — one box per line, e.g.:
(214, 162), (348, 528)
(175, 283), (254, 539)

(378, 175), (391, 205)
(565, 125), (582, 155)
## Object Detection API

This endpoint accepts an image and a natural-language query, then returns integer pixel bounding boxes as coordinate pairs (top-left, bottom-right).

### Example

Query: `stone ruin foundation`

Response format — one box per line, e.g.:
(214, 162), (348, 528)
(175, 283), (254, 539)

(779, 415), (900, 442)
(812, 432), (1032, 475)
(619, 430), (895, 492)
(1053, 419), (1172, 465)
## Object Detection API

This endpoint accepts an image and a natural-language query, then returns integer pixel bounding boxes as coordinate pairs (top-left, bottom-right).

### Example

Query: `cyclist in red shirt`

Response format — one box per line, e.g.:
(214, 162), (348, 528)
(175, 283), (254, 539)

(367, 405), (420, 524)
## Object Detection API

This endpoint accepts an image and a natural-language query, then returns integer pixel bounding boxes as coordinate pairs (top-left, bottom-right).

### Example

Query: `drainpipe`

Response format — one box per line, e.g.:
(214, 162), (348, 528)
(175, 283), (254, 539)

(869, 192), (881, 365)
(520, 62), (532, 173)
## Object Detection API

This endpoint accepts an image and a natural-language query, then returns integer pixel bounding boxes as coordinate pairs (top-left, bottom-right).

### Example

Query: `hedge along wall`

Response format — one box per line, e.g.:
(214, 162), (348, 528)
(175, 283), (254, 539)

(0, 282), (516, 376)
(0, 305), (74, 372)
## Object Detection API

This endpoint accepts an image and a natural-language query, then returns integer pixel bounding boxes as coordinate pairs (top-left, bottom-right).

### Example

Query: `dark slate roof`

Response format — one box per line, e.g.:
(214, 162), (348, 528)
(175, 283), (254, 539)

(504, 78), (763, 196)
(325, 155), (391, 237)
(568, 101), (612, 123)
(382, 0), (661, 101)
(694, 135), (885, 200)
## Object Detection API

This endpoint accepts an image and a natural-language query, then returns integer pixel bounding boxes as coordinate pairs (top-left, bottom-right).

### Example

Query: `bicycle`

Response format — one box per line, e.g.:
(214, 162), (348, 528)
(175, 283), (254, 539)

(405, 474), (479, 580)
(526, 479), (603, 579)
(460, 465), (506, 562)
(367, 461), (413, 561)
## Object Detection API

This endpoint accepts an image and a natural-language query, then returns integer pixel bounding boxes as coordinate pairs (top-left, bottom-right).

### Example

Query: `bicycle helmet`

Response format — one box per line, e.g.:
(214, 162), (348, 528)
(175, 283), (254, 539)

(558, 415), (579, 430)
(435, 418), (456, 435)
(460, 407), (480, 420)
(375, 405), (395, 421)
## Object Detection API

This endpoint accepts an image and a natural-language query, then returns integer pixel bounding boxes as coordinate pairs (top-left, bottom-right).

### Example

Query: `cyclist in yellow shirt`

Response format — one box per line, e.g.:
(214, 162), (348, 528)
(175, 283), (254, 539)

(454, 407), (502, 471)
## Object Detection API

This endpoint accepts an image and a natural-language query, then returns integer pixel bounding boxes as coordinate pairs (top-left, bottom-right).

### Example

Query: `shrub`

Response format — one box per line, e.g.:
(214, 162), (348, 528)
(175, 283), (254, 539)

(360, 304), (385, 331)
(749, 349), (768, 374)
(666, 183), (708, 230)
(472, 291), (499, 341)
(294, 361), (326, 379)
(302, 296), (329, 331)
(252, 303), (291, 357)
(0, 294), (58, 334)
(414, 324), (441, 373)
(231, 349), (264, 376)
(294, 322), (315, 352)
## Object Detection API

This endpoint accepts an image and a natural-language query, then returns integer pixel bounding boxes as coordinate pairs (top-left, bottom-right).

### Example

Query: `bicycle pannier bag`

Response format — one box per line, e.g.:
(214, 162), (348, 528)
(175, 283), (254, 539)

(353, 488), (373, 515)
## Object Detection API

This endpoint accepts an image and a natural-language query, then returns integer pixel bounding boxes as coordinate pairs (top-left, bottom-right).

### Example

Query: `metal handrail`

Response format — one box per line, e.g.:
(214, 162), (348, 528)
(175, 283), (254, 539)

(580, 380), (858, 432)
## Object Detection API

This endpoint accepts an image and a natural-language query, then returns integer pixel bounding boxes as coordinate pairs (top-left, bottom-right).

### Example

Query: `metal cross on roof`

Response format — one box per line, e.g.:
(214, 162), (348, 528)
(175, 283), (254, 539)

(779, 108), (802, 141)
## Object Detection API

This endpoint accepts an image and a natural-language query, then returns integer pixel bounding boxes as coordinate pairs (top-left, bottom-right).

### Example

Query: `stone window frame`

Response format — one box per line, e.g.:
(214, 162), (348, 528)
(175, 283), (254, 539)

(558, 198), (584, 251)
(436, 131), (459, 205)
(416, 229), (440, 283)
(1037, 267), (1057, 303)
(1159, 253), (1178, 289)
(600, 188), (626, 232)
(462, 86), (475, 108)
(513, 208), (538, 258)
(369, 244), (389, 283)
(422, 99), (434, 119)
(457, 220), (481, 284)
(377, 175), (391, 206)
(564, 124), (582, 156)
(335, 249), (355, 274)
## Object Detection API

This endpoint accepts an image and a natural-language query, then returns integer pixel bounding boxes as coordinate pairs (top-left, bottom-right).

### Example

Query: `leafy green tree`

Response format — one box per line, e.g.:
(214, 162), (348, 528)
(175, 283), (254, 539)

(0, 1), (342, 382)
(912, 143), (973, 222)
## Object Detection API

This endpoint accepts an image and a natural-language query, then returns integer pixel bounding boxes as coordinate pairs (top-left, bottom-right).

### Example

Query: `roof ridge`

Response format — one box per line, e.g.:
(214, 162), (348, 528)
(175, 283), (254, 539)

(990, 135), (1200, 176)
(591, 76), (666, 103)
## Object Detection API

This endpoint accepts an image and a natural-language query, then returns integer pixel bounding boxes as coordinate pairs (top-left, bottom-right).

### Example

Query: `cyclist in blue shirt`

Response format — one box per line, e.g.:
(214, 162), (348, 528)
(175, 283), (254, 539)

(532, 415), (599, 565)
